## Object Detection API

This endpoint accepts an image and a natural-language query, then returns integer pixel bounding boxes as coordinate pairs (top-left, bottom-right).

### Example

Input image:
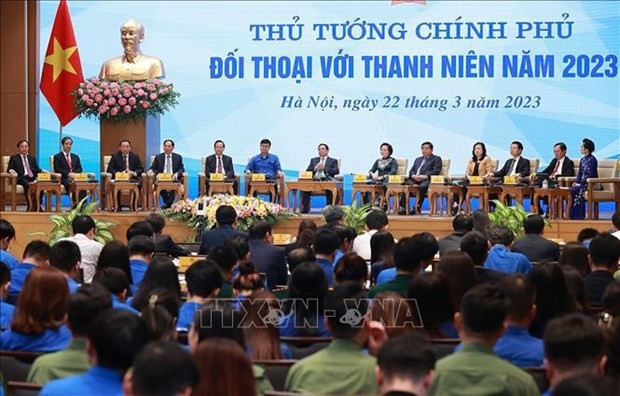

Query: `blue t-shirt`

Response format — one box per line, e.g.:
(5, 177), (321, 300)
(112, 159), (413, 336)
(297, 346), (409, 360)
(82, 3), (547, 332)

(130, 259), (149, 287)
(494, 325), (544, 367)
(279, 312), (331, 337)
(484, 245), (532, 274)
(0, 325), (71, 352)
(9, 263), (36, 296)
(177, 301), (202, 331)
(316, 258), (334, 287)
(376, 267), (396, 284)
(0, 300), (16, 331)
(40, 365), (124, 396)
(244, 153), (282, 178)
(0, 250), (20, 270)
(66, 277), (80, 294)
(111, 295), (139, 315)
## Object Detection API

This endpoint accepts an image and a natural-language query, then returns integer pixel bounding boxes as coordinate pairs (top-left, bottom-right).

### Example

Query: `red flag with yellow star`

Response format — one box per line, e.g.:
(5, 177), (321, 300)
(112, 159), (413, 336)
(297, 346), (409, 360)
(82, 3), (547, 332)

(40, 0), (84, 126)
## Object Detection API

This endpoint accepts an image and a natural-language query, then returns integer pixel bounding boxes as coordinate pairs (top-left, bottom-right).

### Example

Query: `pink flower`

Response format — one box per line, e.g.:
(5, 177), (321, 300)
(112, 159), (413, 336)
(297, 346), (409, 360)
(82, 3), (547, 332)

(109, 82), (119, 89)
(90, 77), (99, 83)
(100, 82), (108, 89)
(108, 97), (116, 106)
(141, 102), (150, 109)
(128, 97), (136, 105)
(137, 89), (145, 96)
(94, 94), (103, 103)
(149, 93), (158, 100)
(110, 107), (119, 116)
(111, 89), (120, 96)
(121, 83), (131, 90)
(92, 87), (100, 94)
(147, 84), (156, 91)
(103, 89), (111, 96)
(79, 82), (86, 88)
(86, 99), (94, 106)
(161, 88), (169, 94)
(98, 106), (108, 114)
(123, 105), (132, 114)
(153, 79), (161, 84)
(123, 89), (132, 98)
(86, 82), (94, 89)
(77, 89), (84, 95)
(81, 94), (89, 101)
(118, 98), (127, 106)
(134, 82), (144, 89)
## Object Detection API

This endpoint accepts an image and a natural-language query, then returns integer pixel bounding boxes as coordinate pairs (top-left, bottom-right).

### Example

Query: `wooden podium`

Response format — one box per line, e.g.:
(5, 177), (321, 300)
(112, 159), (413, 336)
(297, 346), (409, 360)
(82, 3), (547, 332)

(100, 115), (160, 172)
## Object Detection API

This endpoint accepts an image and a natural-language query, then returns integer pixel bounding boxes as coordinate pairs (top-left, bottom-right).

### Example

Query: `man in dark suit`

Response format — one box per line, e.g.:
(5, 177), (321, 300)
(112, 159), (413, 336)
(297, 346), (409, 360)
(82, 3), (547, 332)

(53, 136), (85, 203)
(145, 212), (190, 258)
(246, 221), (287, 290)
(584, 233), (620, 306)
(438, 214), (474, 257)
(487, 141), (531, 179)
(8, 139), (42, 210)
(300, 143), (340, 213)
(204, 139), (236, 195)
(148, 139), (185, 209)
(106, 139), (144, 182)
(512, 215), (560, 262)
(199, 205), (247, 255)
(530, 142), (575, 215)
(402, 141), (442, 214)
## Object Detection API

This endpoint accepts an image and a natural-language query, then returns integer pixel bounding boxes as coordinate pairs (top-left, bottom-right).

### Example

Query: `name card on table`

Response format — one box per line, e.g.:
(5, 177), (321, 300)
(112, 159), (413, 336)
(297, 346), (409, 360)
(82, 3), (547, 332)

(157, 173), (173, 181)
(430, 175), (445, 184)
(73, 173), (88, 182)
(388, 175), (404, 183)
(252, 173), (266, 182)
(209, 173), (224, 181)
(115, 172), (130, 181)
(468, 176), (483, 185)
(504, 176), (518, 185)
(299, 171), (313, 180)
(37, 173), (51, 181)
(272, 233), (293, 245)
(178, 255), (206, 272)
(353, 174), (367, 183)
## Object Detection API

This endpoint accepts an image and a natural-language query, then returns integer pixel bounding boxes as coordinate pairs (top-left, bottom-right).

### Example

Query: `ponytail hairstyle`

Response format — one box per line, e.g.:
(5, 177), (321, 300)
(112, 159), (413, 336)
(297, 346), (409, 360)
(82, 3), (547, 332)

(232, 262), (264, 295)
(140, 288), (179, 342)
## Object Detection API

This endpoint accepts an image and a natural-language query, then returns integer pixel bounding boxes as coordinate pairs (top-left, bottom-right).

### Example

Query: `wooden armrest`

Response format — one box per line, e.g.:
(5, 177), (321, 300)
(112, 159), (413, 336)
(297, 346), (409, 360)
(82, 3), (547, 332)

(586, 177), (620, 184)
(0, 172), (16, 178)
(198, 172), (206, 177)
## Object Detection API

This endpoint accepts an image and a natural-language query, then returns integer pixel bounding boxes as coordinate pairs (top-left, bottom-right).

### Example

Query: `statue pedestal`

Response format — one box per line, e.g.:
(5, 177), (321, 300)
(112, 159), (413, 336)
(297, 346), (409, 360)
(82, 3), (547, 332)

(99, 115), (160, 172)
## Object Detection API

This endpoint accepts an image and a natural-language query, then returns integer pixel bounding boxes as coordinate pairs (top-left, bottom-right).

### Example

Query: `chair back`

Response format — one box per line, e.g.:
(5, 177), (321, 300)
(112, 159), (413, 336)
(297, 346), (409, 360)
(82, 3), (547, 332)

(2, 156), (13, 192)
(493, 159), (499, 172)
(529, 158), (540, 176)
(150, 155), (155, 169)
(5, 381), (42, 396)
(598, 159), (620, 192)
(102, 155), (111, 173)
(201, 156), (208, 173)
(525, 367), (550, 393)
(49, 155), (55, 171)
(253, 360), (297, 391)
(334, 157), (342, 178)
(441, 159), (450, 176)
(573, 161), (580, 177)
(396, 158), (408, 176)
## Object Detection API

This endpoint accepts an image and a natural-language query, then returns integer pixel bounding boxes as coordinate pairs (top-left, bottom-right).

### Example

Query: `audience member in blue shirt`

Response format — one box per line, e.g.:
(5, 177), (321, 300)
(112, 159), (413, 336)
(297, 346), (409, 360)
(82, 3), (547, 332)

(484, 226), (532, 274)
(279, 262), (331, 337)
(8, 240), (50, 300)
(0, 261), (15, 331)
(177, 259), (223, 331)
(92, 268), (139, 315)
(1, 267), (70, 352)
(334, 252), (369, 288)
(40, 309), (149, 396)
(495, 274), (544, 367)
(244, 138), (284, 179)
(49, 240), (82, 294)
(127, 235), (154, 287)
(313, 228), (340, 287)
(0, 219), (19, 270)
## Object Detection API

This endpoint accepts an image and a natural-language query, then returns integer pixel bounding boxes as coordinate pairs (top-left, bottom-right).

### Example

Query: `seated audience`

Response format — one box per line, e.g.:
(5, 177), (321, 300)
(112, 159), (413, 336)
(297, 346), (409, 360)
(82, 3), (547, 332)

(58, 215), (103, 283)
(285, 219), (317, 255)
(459, 231), (505, 285)
(369, 231), (395, 286)
(584, 233), (620, 306)
(126, 220), (154, 241)
(199, 205), (247, 255)
(247, 221), (287, 290)
(562, 265), (588, 313)
(330, 224), (357, 265)
(600, 281), (620, 327)
(1, 267), (71, 352)
(334, 252), (368, 287)
(612, 210), (620, 240)
(559, 241), (590, 277)
(49, 240), (81, 293)
(313, 228), (340, 287)
(127, 235), (155, 288)
(285, 282), (380, 395)
(407, 272), (457, 338)
(232, 262), (264, 298)
(27, 284), (112, 384)
(208, 244), (237, 298)
(242, 290), (292, 360)
(123, 341), (198, 396)
(495, 275), (544, 367)
(429, 284), (539, 395)
(376, 232), (437, 285)
(353, 209), (389, 261)
(512, 215), (560, 262)
(484, 225), (532, 274)
(177, 259), (222, 331)
(375, 332), (436, 396)
(552, 374), (618, 396)
(280, 262), (330, 337)
(577, 227), (600, 249)
(40, 309), (149, 396)
(0, 261), (15, 331)
(528, 262), (577, 338)
(286, 246), (315, 274)
(438, 214), (473, 257)
(97, 240), (133, 289)
(92, 267), (139, 314)
(322, 205), (345, 227)
(141, 288), (180, 342)
(130, 255), (181, 311)
(0, 219), (19, 270)
(145, 212), (190, 258)
(9, 240), (50, 299)
(472, 209), (490, 237)
(435, 251), (478, 309)
(542, 314), (606, 396)
(368, 292), (417, 356)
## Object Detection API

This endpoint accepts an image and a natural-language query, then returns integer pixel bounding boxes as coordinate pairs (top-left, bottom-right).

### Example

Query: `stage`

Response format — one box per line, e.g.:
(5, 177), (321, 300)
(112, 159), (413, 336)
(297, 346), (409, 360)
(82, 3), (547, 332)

(1, 210), (613, 257)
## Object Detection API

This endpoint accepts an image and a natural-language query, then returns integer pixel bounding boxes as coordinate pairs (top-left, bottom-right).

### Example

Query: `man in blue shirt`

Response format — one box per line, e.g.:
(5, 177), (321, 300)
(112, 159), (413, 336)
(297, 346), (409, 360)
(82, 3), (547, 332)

(495, 275), (544, 367)
(49, 240), (81, 294)
(484, 225), (532, 274)
(177, 259), (223, 331)
(313, 228), (339, 287)
(0, 261), (15, 331)
(0, 219), (19, 270)
(9, 240), (50, 301)
(127, 235), (155, 287)
(92, 268), (139, 315)
(245, 138), (284, 201)
(40, 308), (149, 396)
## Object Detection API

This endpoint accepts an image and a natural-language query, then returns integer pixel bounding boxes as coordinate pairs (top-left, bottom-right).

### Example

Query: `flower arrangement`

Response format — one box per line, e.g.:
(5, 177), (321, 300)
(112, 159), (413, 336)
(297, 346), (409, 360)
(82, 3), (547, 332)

(73, 77), (180, 122)
(161, 195), (294, 238)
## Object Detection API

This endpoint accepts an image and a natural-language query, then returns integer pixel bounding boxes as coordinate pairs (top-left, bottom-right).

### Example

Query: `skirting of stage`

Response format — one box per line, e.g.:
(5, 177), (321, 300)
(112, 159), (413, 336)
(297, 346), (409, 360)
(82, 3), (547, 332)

(1, 211), (613, 256)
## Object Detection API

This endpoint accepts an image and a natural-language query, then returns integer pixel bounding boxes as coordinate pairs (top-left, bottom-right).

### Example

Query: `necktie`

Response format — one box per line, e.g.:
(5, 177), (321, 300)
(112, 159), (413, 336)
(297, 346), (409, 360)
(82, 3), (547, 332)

(217, 156), (223, 173)
(66, 153), (72, 172)
(551, 160), (560, 176)
(509, 159), (517, 175)
(316, 157), (326, 179)
(166, 155), (172, 173)
(22, 155), (33, 178)
(124, 155), (129, 171)
(416, 158), (426, 175)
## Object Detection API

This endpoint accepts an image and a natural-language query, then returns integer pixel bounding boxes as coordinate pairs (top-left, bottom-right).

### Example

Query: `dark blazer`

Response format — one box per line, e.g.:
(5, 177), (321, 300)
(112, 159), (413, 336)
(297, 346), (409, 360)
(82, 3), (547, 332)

(53, 152), (83, 180)
(205, 154), (235, 180)
(494, 157), (531, 177)
(408, 154), (442, 178)
(306, 156), (339, 179)
(107, 151), (144, 178)
(155, 234), (191, 258)
(512, 234), (560, 262)
(540, 157), (575, 177)
(199, 225), (247, 255)
(150, 152), (185, 177)
(8, 154), (41, 178)
(248, 239), (287, 290)
(438, 232), (467, 257)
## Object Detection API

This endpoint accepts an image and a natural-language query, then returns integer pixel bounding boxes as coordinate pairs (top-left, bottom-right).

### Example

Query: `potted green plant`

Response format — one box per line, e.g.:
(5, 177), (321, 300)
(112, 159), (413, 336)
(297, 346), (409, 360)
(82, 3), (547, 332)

(487, 200), (550, 239)
(342, 201), (373, 235)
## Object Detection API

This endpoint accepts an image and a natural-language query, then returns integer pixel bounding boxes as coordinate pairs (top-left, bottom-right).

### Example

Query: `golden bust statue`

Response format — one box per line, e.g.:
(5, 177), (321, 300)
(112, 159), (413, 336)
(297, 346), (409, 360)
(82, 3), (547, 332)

(99, 19), (165, 81)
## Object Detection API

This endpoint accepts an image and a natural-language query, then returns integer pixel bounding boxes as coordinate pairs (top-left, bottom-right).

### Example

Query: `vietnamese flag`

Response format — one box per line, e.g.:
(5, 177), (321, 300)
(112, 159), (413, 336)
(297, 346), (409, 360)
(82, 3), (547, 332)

(40, 0), (84, 126)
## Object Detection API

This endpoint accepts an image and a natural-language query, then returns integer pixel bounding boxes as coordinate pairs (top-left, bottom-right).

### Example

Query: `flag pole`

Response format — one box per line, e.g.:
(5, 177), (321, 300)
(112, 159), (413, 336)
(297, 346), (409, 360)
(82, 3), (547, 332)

(59, 123), (63, 152)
